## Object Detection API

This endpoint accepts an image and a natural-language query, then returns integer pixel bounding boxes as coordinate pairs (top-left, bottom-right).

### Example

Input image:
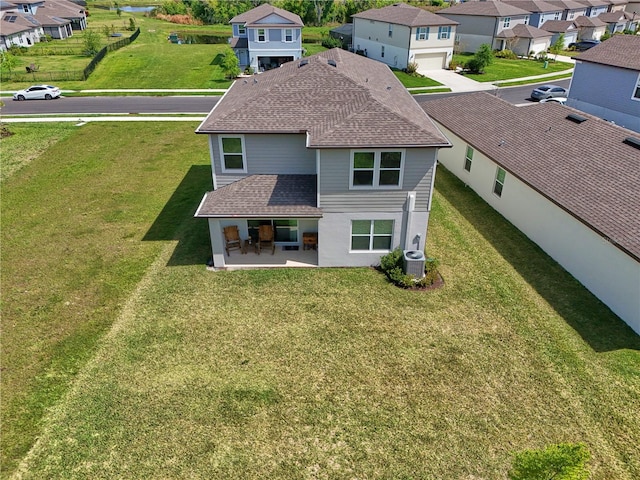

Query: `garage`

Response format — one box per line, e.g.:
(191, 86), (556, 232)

(414, 52), (445, 71)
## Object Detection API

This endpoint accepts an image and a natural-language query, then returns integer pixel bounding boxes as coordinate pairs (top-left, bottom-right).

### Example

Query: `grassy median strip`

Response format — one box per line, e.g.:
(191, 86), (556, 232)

(3, 123), (638, 478)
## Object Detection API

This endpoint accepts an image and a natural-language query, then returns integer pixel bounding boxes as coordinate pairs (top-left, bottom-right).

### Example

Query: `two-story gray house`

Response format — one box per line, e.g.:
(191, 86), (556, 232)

(567, 34), (640, 132)
(437, 1), (552, 55)
(195, 48), (451, 269)
(351, 2), (458, 71)
(229, 3), (303, 73)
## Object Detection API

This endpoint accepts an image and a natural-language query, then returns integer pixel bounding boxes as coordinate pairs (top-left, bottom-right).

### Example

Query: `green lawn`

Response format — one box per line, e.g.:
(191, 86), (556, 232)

(453, 54), (573, 82)
(2, 123), (638, 479)
(393, 69), (443, 88)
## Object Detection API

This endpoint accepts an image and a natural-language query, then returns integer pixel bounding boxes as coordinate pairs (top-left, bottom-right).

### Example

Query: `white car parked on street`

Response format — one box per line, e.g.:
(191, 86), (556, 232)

(13, 85), (61, 101)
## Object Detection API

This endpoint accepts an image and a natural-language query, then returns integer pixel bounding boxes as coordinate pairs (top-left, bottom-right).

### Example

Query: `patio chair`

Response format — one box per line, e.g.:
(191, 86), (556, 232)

(258, 224), (275, 255)
(223, 225), (242, 255)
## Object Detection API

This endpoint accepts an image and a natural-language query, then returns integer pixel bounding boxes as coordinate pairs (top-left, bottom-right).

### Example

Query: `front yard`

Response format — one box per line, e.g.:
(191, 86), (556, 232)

(453, 53), (573, 82)
(2, 123), (638, 479)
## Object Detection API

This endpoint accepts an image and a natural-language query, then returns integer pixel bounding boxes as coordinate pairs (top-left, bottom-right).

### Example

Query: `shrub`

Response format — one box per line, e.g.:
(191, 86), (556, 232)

(465, 43), (493, 73)
(509, 443), (590, 480)
(378, 248), (441, 289)
(495, 49), (517, 59)
(321, 35), (343, 49)
(405, 61), (419, 75)
(220, 47), (240, 79)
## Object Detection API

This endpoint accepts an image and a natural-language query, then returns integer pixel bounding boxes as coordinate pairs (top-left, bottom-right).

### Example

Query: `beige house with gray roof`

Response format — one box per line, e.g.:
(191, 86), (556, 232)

(195, 48), (450, 269)
(422, 92), (640, 335)
(352, 2), (458, 71)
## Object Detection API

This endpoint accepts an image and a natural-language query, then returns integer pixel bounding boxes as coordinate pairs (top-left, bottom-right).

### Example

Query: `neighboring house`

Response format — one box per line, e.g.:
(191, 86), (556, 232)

(544, 0), (589, 19)
(329, 23), (353, 50)
(598, 9), (639, 30)
(606, 0), (629, 12)
(422, 92), (640, 335)
(43, 0), (87, 30)
(437, 1), (552, 54)
(575, 0), (609, 17)
(229, 3), (303, 73)
(0, 11), (43, 50)
(567, 34), (640, 132)
(627, 0), (640, 13)
(194, 48), (451, 269)
(34, 9), (72, 39)
(352, 2), (458, 71)
(572, 14), (607, 38)
(540, 19), (579, 46)
(502, 0), (565, 28)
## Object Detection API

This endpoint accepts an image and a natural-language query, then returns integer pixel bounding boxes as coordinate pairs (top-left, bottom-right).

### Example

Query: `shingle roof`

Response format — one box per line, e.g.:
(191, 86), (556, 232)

(194, 175), (322, 218)
(574, 0), (609, 6)
(543, 0), (587, 9)
(598, 11), (635, 23)
(352, 2), (457, 27)
(229, 3), (303, 27)
(1, 13), (38, 35)
(573, 14), (606, 26)
(502, 0), (563, 13)
(421, 93), (640, 261)
(229, 36), (248, 49)
(540, 19), (577, 32)
(497, 23), (553, 38)
(438, 1), (531, 17)
(197, 48), (450, 149)
(575, 35), (640, 71)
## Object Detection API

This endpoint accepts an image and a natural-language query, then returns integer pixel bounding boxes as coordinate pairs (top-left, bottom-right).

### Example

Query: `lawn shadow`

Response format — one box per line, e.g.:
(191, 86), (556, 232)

(143, 164), (212, 266)
(435, 168), (640, 352)
(210, 53), (224, 65)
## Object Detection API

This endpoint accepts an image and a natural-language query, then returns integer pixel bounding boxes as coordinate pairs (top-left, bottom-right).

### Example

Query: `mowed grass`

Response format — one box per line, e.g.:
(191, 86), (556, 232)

(454, 54), (573, 82)
(4, 123), (638, 478)
(0, 122), (211, 474)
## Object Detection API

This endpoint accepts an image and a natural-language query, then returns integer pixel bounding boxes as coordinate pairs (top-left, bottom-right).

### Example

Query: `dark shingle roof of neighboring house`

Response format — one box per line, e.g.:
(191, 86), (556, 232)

(229, 37), (248, 49)
(502, 0), (563, 13)
(574, 0), (609, 6)
(197, 48), (450, 149)
(229, 3), (303, 27)
(1, 12), (39, 34)
(575, 34), (640, 70)
(352, 2), (457, 26)
(195, 175), (322, 218)
(42, 0), (86, 19)
(438, 1), (531, 16)
(34, 12), (69, 26)
(544, 0), (588, 8)
(540, 19), (577, 31)
(330, 23), (353, 36)
(496, 23), (553, 38)
(573, 14), (606, 26)
(421, 92), (640, 261)
(598, 10), (635, 22)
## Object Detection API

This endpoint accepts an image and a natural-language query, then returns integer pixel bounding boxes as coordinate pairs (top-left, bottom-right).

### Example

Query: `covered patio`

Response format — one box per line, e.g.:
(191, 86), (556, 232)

(220, 244), (318, 270)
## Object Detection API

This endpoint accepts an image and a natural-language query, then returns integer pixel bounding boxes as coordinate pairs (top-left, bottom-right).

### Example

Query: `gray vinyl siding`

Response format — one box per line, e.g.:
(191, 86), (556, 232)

(211, 133), (316, 188)
(318, 148), (437, 213)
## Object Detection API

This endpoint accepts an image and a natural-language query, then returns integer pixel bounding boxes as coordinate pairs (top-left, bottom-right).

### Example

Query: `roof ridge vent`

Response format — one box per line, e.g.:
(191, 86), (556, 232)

(566, 113), (588, 124)
(327, 59), (337, 67)
(299, 59), (308, 68)
(623, 136), (640, 150)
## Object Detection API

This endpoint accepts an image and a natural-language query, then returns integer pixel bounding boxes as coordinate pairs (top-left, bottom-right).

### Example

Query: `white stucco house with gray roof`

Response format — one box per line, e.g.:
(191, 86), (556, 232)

(195, 48), (451, 270)
(422, 92), (640, 335)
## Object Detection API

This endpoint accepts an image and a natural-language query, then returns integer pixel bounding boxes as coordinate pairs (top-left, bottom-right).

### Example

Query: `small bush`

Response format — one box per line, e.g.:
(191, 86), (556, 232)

(378, 248), (441, 289)
(495, 49), (517, 59)
(405, 61), (419, 75)
(509, 443), (590, 480)
(321, 35), (343, 49)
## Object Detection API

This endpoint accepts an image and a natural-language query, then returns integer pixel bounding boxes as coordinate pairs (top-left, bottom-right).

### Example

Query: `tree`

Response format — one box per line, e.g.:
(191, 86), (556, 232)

(466, 43), (493, 74)
(549, 33), (565, 60)
(509, 443), (590, 480)
(0, 51), (19, 74)
(83, 29), (102, 56)
(220, 47), (240, 79)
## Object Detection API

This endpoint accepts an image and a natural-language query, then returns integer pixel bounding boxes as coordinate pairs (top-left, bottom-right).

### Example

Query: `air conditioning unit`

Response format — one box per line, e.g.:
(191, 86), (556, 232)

(403, 250), (425, 278)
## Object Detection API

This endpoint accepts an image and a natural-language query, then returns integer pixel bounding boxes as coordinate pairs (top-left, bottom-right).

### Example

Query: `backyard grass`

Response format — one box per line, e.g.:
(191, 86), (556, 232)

(453, 54), (573, 83)
(2, 123), (639, 479)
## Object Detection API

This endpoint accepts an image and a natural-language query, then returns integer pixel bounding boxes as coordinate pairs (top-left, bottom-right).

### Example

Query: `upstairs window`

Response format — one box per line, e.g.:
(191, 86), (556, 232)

(388, 24), (393, 38)
(554, 11), (561, 20)
(438, 26), (451, 40)
(257, 28), (267, 42)
(503, 17), (511, 28)
(416, 27), (429, 40)
(494, 167), (506, 197)
(464, 146), (473, 172)
(381, 45), (385, 58)
(238, 25), (246, 35)
(284, 28), (293, 42)
(351, 150), (403, 189)
(219, 136), (246, 172)
(524, 16), (529, 25)
(633, 75), (640, 99)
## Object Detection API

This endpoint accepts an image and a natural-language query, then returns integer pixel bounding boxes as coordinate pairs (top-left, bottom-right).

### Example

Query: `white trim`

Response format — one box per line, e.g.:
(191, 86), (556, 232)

(218, 134), (247, 173)
(632, 72), (640, 101)
(349, 149), (405, 190)
(256, 27), (268, 43)
(283, 28), (293, 43)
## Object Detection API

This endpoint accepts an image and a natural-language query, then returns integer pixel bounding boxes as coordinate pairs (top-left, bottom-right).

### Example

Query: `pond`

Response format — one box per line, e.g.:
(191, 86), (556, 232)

(112, 6), (156, 13)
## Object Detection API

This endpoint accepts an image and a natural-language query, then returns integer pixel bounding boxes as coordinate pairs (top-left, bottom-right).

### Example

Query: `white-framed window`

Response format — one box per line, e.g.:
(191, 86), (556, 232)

(22, 4), (29, 12)
(503, 17), (511, 28)
(568, 12), (575, 20)
(416, 27), (429, 40)
(524, 15), (529, 25)
(438, 26), (451, 40)
(464, 146), (473, 172)
(633, 74), (640, 100)
(388, 24), (393, 38)
(238, 25), (246, 35)
(381, 45), (385, 58)
(283, 28), (293, 42)
(257, 28), (267, 42)
(351, 220), (394, 251)
(219, 135), (247, 172)
(494, 167), (506, 197)
(554, 11), (561, 20)
(350, 150), (404, 189)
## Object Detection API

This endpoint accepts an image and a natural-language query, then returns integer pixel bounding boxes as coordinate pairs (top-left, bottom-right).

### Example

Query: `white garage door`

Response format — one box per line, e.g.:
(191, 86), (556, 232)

(414, 53), (445, 71)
